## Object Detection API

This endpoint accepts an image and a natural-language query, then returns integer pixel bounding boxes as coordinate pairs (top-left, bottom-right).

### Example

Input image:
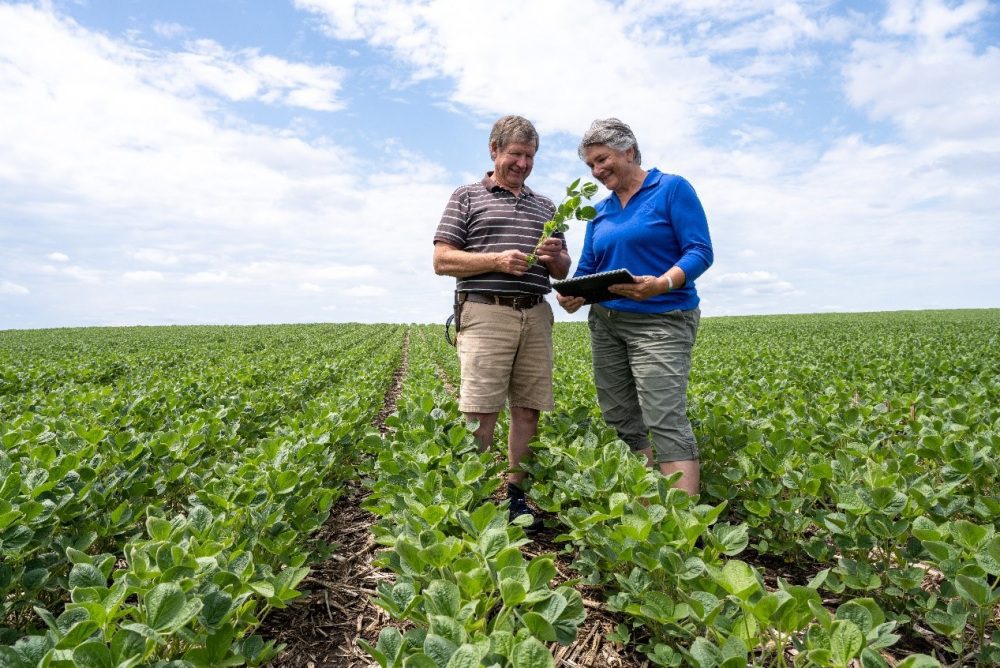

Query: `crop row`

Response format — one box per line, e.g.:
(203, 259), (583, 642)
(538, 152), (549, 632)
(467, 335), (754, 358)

(359, 327), (585, 667)
(1, 324), (403, 666)
(2, 310), (996, 666)
(688, 312), (1000, 664)
(398, 316), (993, 666)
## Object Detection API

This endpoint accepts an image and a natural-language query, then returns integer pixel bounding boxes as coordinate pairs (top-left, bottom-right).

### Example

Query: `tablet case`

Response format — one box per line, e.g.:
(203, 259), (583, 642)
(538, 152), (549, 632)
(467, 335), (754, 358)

(552, 269), (636, 304)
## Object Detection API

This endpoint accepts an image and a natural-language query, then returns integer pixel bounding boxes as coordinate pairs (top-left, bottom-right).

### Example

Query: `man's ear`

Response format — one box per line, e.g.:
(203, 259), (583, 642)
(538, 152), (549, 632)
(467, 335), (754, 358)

(489, 142), (498, 160)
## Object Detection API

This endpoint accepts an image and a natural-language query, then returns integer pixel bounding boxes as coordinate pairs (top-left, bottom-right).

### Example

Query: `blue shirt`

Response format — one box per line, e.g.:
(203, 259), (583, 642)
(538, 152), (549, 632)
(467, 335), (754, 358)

(575, 168), (713, 313)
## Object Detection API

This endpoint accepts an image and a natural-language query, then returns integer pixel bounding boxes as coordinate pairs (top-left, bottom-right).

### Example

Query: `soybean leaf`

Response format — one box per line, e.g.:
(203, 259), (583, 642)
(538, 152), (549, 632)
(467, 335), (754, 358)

(424, 633), (458, 668)
(72, 640), (114, 668)
(511, 637), (554, 668)
(445, 644), (483, 668)
(145, 583), (200, 632)
(425, 580), (461, 618)
(715, 560), (760, 601)
(687, 637), (722, 668)
(895, 655), (941, 668)
(830, 620), (864, 667)
(954, 574), (991, 606)
(68, 563), (106, 590)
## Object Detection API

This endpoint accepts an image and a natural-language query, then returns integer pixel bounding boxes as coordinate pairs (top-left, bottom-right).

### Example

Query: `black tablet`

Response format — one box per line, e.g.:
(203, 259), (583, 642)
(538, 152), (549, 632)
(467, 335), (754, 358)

(552, 269), (636, 304)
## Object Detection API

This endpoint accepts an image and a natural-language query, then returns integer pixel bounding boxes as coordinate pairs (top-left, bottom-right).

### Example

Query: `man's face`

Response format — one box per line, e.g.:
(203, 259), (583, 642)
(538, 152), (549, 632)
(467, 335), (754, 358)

(492, 141), (536, 191)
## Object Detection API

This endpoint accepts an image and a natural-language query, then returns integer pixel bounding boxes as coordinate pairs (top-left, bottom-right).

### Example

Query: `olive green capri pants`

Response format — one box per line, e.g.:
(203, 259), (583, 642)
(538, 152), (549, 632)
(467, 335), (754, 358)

(587, 304), (700, 463)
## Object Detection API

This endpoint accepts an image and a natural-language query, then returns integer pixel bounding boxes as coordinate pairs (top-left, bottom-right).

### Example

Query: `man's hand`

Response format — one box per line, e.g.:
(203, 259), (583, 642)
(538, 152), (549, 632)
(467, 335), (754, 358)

(556, 293), (586, 314)
(494, 249), (531, 276)
(608, 274), (664, 301)
(535, 238), (564, 267)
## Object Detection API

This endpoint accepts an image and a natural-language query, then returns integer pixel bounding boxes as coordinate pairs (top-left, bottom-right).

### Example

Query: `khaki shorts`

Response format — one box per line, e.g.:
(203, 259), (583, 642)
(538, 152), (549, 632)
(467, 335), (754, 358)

(457, 299), (554, 414)
(588, 304), (700, 463)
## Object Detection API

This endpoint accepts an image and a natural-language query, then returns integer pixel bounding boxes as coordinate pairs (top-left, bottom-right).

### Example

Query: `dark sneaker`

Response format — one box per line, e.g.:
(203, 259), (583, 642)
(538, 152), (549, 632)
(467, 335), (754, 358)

(508, 487), (543, 533)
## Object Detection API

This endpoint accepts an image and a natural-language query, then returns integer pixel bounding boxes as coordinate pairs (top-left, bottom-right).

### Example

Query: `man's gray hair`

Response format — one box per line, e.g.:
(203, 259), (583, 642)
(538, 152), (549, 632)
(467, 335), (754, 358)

(489, 115), (539, 157)
(578, 117), (641, 166)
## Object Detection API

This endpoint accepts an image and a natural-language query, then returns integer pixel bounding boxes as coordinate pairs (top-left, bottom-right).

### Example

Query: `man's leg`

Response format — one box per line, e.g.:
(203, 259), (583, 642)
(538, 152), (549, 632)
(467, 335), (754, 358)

(507, 405), (540, 487)
(505, 405), (541, 531)
(465, 411), (500, 453)
(507, 301), (555, 486)
(504, 302), (553, 532)
(457, 300), (518, 437)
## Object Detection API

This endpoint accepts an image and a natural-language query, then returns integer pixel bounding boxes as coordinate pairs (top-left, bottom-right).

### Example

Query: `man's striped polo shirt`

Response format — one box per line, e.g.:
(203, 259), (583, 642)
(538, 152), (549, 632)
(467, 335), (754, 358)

(434, 172), (562, 295)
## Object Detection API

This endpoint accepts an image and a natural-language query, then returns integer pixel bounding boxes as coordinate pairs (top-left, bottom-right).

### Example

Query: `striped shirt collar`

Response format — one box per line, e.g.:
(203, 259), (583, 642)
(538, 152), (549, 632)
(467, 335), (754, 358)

(481, 171), (536, 198)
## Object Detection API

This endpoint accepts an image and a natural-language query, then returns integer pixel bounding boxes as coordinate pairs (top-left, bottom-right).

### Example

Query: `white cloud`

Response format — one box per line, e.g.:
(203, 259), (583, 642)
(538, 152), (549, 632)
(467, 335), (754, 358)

(881, 0), (990, 38)
(63, 266), (104, 284)
(153, 21), (188, 39)
(0, 3), (456, 328)
(0, 4), (360, 237)
(1, 281), (29, 295)
(342, 285), (387, 297)
(46, 252), (69, 262)
(703, 270), (797, 296)
(150, 39), (346, 111)
(843, 28), (1000, 141)
(123, 270), (164, 282)
(182, 271), (242, 285)
(129, 248), (181, 265)
(1, 2), (997, 327)
(296, 0), (740, 140)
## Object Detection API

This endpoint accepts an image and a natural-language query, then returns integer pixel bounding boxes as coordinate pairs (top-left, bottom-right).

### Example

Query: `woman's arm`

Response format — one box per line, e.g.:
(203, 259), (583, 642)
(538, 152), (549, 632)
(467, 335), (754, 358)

(669, 178), (713, 283)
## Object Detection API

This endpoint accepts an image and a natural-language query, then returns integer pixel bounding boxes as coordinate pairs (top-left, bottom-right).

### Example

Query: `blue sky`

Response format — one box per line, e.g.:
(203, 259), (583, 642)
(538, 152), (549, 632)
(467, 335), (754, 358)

(1, 0), (998, 329)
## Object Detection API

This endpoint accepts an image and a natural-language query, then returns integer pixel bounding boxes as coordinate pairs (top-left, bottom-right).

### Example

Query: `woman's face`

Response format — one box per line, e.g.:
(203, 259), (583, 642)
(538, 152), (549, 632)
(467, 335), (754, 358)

(583, 144), (635, 193)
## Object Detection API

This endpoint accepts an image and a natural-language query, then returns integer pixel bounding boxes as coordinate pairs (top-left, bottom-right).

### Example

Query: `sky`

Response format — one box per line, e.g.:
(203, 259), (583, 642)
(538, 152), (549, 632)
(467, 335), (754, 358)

(1, 0), (998, 329)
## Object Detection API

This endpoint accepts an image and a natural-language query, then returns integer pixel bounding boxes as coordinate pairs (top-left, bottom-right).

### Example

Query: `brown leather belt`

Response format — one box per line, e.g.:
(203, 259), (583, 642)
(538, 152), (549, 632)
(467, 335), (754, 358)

(462, 292), (544, 310)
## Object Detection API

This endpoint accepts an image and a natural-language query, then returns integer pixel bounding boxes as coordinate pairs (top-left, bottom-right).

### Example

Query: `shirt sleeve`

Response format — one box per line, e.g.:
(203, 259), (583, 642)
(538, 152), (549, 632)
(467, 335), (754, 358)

(434, 186), (470, 248)
(668, 178), (713, 282)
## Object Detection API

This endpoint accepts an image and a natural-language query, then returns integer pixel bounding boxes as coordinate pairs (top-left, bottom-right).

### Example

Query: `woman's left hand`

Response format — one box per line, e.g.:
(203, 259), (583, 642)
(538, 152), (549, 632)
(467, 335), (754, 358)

(608, 275), (666, 301)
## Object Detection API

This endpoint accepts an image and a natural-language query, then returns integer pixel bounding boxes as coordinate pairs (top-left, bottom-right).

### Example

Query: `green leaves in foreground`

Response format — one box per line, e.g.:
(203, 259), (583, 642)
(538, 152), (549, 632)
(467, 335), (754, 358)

(362, 387), (585, 666)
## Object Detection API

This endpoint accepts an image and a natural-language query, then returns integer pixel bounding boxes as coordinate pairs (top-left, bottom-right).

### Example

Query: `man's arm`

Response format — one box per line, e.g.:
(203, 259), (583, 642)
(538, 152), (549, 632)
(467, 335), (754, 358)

(433, 242), (531, 278)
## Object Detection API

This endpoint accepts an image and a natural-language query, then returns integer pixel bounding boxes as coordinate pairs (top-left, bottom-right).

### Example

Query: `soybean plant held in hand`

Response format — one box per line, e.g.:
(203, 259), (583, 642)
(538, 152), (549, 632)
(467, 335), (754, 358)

(525, 178), (599, 266)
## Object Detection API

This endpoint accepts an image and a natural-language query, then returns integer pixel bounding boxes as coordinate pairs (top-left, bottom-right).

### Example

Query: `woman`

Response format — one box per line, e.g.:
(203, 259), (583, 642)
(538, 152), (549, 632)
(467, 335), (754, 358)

(556, 118), (713, 495)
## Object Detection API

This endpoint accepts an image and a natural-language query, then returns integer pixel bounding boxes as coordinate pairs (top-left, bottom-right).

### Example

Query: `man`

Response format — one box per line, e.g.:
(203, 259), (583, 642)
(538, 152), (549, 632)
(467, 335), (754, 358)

(433, 115), (570, 531)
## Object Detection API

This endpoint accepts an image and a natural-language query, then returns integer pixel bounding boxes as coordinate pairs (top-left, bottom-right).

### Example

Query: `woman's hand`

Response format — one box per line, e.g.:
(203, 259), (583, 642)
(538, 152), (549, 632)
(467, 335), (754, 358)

(608, 274), (666, 301)
(556, 292), (586, 314)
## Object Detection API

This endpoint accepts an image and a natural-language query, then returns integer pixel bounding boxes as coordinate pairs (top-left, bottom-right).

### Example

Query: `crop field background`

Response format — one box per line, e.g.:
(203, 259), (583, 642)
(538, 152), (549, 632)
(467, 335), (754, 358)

(0, 309), (997, 667)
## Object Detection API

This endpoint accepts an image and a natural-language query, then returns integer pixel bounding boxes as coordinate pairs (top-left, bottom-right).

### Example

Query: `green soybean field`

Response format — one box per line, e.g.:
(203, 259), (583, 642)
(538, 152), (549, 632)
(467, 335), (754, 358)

(0, 309), (997, 668)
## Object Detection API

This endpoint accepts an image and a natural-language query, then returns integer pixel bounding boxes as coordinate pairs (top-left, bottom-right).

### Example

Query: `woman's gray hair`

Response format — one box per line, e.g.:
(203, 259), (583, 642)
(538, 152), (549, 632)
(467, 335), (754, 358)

(489, 115), (539, 157)
(577, 117), (641, 166)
